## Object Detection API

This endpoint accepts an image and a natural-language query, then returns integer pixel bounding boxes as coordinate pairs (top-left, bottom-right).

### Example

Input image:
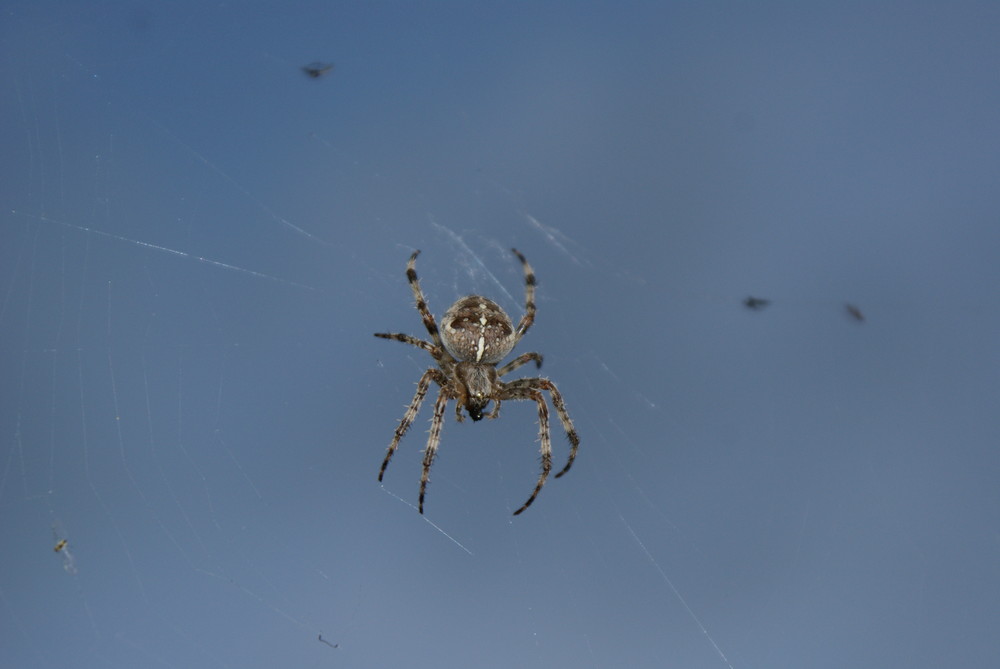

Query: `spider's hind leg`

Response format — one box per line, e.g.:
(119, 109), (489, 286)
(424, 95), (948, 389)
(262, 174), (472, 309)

(373, 332), (439, 357)
(497, 352), (543, 377)
(406, 250), (447, 351)
(510, 249), (537, 341)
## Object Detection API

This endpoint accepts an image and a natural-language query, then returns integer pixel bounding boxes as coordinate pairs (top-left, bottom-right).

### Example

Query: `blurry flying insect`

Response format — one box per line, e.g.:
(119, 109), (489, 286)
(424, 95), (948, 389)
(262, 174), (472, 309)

(743, 296), (771, 310)
(301, 62), (334, 79)
(53, 539), (68, 553)
(845, 303), (865, 322)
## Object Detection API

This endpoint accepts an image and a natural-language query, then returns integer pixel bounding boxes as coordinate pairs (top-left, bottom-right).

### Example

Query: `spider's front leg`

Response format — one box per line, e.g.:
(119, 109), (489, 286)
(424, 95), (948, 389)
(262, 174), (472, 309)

(379, 368), (445, 482)
(511, 388), (552, 515)
(419, 389), (451, 514)
(505, 377), (580, 478)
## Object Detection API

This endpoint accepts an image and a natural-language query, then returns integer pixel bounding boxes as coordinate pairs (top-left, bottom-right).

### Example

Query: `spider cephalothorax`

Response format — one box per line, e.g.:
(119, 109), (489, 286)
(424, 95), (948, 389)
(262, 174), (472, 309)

(374, 249), (579, 515)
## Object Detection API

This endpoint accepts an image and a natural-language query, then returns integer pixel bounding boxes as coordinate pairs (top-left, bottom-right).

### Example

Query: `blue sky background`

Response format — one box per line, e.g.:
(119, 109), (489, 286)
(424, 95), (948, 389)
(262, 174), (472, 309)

(2, 2), (999, 667)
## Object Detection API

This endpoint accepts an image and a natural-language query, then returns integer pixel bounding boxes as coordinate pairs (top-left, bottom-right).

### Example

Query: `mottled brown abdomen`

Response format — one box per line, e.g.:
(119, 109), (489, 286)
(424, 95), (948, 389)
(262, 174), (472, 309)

(441, 295), (517, 363)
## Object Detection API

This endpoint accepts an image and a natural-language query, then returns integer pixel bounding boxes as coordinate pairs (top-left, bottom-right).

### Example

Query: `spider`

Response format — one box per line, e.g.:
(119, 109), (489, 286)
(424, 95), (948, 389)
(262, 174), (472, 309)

(374, 249), (579, 515)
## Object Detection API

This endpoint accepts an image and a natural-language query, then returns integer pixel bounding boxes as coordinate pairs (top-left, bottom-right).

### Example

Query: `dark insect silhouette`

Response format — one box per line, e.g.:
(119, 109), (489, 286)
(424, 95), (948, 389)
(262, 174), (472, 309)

(743, 296), (771, 310)
(845, 304), (865, 322)
(301, 62), (334, 79)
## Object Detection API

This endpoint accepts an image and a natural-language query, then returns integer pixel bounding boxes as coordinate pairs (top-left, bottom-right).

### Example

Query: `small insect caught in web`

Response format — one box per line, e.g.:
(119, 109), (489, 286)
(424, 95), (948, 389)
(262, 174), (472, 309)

(51, 522), (77, 574)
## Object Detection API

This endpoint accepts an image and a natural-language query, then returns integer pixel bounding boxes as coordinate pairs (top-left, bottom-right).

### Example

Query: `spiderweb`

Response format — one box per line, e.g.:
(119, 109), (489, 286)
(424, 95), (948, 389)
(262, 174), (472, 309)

(3, 4), (999, 669)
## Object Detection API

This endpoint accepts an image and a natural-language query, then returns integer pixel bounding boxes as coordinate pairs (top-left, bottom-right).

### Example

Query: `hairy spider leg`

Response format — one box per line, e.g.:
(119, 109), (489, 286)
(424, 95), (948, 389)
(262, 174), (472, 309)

(419, 389), (451, 514)
(505, 377), (579, 478)
(510, 248), (536, 342)
(508, 387), (552, 515)
(407, 250), (448, 353)
(497, 351), (543, 377)
(378, 368), (446, 482)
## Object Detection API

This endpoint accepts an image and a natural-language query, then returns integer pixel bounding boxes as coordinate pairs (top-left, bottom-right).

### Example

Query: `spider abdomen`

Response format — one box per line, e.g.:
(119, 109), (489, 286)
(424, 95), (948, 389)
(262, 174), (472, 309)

(441, 296), (516, 363)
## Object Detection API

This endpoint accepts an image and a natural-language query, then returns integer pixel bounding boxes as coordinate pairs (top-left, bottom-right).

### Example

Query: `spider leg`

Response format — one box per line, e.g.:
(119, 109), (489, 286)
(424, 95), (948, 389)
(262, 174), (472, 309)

(419, 388), (450, 514)
(378, 368), (445, 482)
(497, 351), (543, 377)
(510, 249), (536, 342)
(539, 379), (579, 478)
(506, 377), (579, 478)
(406, 250), (448, 352)
(373, 332), (443, 359)
(508, 388), (552, 515)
